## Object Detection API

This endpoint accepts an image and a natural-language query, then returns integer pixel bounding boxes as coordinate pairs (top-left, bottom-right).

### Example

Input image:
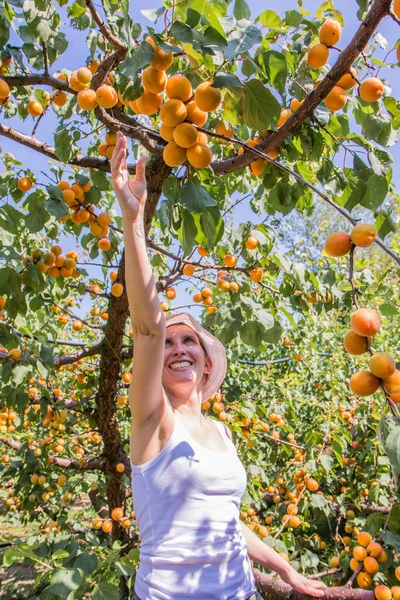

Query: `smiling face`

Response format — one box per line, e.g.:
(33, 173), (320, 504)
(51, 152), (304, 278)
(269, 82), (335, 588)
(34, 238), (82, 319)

(162, 324), (213, 398)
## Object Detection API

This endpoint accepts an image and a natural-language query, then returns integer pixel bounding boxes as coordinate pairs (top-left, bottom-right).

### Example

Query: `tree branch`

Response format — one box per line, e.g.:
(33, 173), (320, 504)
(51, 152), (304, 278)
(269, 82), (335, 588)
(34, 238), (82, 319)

(85, 0), (127, 52)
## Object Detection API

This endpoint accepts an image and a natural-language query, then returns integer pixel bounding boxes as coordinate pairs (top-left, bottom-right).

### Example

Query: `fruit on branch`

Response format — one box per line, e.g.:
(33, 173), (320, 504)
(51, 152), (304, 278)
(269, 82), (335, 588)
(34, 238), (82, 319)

(96, 84), (118, 109)
(276, 109), (293, 128)
(160, 98), (187, 126)
(160, 123), (175, 142)
(197, 246), (208, 256)
(76, 67), (92, 84)
(382, 370), (400, 393)
(245, 236), (258, 250)
(0, 78), (10, 98)
(146, 37), (173, 71)
(250, 268), (263, 283)
(166, 74), (192, 102)
(290, 98), (304, 111)
(349, 371), (380, 396)
(357, 571), (372, 589)
(319, 19), (342, 46)
(183, 264), (195, 276)
(137, 91), (163, 115)
(324, 231), (352, 257)
(216, 122), (234, 137)
(359, 77), (385, 102)
(350, 308), (381, 337)
(369, 353), (396, 379)
(390, 386), (400, 403)
(142, 66), (167, 94)
(27, 100), (44, 117)
(324, 86), (347, 111)
(375, 586), (392, 600)
(307, 43), (329, 68)
(186, 143), (212, 168)
(343, 330), (370, 355)
(77, 88), (98, 111)
(69, 71), (87, 92)
(53, 91), (67, 107)
(337, 67), (358, 90)
(172, 122), (199, 148)
(163, 141), (187, 166)
(112, 283), (123, 297)
(17, 177), (33, 193)
(194, 82), (221, 112)
(350, 223), (377, 247)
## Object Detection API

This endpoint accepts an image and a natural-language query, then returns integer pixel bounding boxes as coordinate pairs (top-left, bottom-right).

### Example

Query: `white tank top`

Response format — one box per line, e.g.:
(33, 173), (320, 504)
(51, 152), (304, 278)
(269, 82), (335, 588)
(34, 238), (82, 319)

(130, 412), (257, 600)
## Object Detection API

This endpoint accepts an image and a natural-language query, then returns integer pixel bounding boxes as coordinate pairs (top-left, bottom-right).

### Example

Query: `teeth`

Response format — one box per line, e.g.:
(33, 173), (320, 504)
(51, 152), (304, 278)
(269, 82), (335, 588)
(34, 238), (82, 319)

(170, 361), (192, 370)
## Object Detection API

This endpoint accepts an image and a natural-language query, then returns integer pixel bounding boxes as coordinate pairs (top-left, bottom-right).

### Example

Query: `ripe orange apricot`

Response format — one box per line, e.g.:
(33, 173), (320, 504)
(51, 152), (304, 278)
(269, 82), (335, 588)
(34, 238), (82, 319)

(223, 254), (237, 268)
(112, 283), (123, 297)
(216, 122), (234, 137)
(96, 85), (118, 109)
(197, 245), (208, 256)
(383, 370), (400, 393)
(53, 91), (67, 107)
(27, 100), (44, 117)
(137, 91), (162, 115)
(377, 550), (388, 564)
(359, 77), (384, 103)
(392, 587), (400, 600)
(350, 223), (377, 247)
(245, 236), (258, 250)
(194, 81), (221, 111)
(319, 19), (342, 46)
(111, 507), (124, 520)
(350, 558), (360, 571)
(186, 143), (212, 169)
(77, 88), (98, 110)
(349, 371), (380, 396)
(364, 556), (379, 575)
(193, 293), (203, 303)
(163, 141), (187, 167)
(185, 101), (208, 126)
(374, 586), (392, 600)
(249, 158), (266, 176)
(160, 123), (175, 142)
(330, 556), (340, 568)
(276, 109), (292, 128)
(160, 99), (187, 127)
(306, 478), (319, 491)
(344, 330), (369, 355)
(166, 287), (176, 299)
(351, 308), (381, 337)
(357, 571), (372, 589)
(98, 238), (111, 252)
(369, 353), (396, 379)
(102, 519), (113, 533)
(147, 39), (173, 71)
(18, 177), (33, 192)
(290, 98), (304, 111)
(367, 543), (382, 558)
(307, 44), (329, 68)
(0, 79), (10, 98)
(358, 531), (372, 547)
(337, 67), (358, 90)
(142, 66), (167, 94)
(324, 231), (352, 257)
(250, 268), (263, 282)
(166, 74), (192, 102)
(324, 86), (347, 111)
(173, 122), (199, 148)
(183, 264), (195, 276)
(394, 0), (400, 18)
(390, 386), (400, 403)
(77, 67), (92, 84)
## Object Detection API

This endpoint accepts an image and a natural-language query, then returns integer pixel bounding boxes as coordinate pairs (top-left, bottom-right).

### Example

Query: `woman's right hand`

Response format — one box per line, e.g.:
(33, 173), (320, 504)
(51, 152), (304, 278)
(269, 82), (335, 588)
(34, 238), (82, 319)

(111, 132), (149, 221)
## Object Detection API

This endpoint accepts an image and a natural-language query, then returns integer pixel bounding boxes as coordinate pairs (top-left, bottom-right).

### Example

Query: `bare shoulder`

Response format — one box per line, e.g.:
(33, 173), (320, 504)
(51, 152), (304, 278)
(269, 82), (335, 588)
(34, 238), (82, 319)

(130, 391), (175, 467)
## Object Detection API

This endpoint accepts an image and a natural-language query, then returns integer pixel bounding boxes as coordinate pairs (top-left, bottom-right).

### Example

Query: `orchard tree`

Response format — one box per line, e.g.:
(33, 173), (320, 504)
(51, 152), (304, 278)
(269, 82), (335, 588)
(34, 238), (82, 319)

(0, 0), (400, 598)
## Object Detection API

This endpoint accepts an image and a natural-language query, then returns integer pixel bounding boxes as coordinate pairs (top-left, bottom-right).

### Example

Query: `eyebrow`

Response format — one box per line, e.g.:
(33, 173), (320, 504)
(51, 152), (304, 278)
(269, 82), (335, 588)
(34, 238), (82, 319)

(165, 334), (196, 341)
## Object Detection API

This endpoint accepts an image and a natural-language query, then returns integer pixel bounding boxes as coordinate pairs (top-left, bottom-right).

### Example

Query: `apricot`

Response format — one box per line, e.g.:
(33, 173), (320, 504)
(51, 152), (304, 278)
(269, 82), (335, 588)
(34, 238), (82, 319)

(250, 268), (263, 282)
(369, 353), (396, 379)
(137, 91), (162, 115)
(307, 44), (329, 68)
(276, 109), (292, 128)
(185, 101), (208, 126)
(111, 507), (124, 520)
(163, 141), (186, 167)
(351, 308), (381, 337)
(112, 283), (123, 297)
(27, 100), (43, 117)
(324, 86), (347, 111)
(337, 67), (358, 90)
(197, 245), (208, 256)
(142, 66), (167, 94)
(105, 145), (116, 160)
(391, 386), (400, 403)
(383, 370), (400, 393)
(194, 81), (221, 111)
(148, 41), (173, 71)
(324, 231), (352, 257)
(197, 132), (208, 145)
(359, 77), (384, 103)
(18, 177), (33, 192)
(358, 531), (373, 547)
(290, 98), (304, 111)
(367, 543), (382, 558)
(349, 371), (380, 396)
(216, 122), (233, 137)
(377, 550), (388, 564)
(77, 67), (92, 84)
(354, 546), (368, 561)
(394, 0), (400, 18)
(357, 572), (372, 589)
(186, 143), (212, 169)
(350, 223), (377, 247)
(306, 478), (319, 491)
(173, 122), (199, 148)
(249, 158), (266, 176)
(96, 85), (118, 109)
(350, 558), (360, 571)
(392, 587), (400, 600)
(245, 236), (258, 250)
(344, 330), (369, 355)
(160, 123), (175, 142)
(102, 520), (112, 533)
(53, 91), (67, 107)
(160, 99), (187, 127)
(330, 556), (340, 568)
(319, 19), (342, 46)
(105, 132), (117, 145)
(183, 264), (195, 276)
(77, 89), (98, 110)
(364, 556), (379, 575)
(374, 586), (392, 600)
(166, 74), (192, 102)
(396, 566), (400, 581)
(98, 238), (111, 251)
(223, 254), (237, 268)
(0, 79), (10, 98)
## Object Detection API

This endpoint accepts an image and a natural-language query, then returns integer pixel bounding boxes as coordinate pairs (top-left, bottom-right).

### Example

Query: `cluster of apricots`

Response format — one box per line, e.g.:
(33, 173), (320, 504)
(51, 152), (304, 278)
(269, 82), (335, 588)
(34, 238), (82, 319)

(238, 133), (280, 175)
(97, 131), (118, 160)
(201, 392), (227, 421)
(306, 18), (385, 112)
(22, 245), (80, 280)
(325, 223), (400, 399)
(0, 406), (17, 434)
(92, 507), (136, 533)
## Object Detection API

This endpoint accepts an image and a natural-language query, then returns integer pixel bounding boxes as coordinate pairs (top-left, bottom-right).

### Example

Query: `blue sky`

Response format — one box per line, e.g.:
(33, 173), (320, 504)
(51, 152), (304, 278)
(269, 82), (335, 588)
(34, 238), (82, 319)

(2, 0), (399, 329)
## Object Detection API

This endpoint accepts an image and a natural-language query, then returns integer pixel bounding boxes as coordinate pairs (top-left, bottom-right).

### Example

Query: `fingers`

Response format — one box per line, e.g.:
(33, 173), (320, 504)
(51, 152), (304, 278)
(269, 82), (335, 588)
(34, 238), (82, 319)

(110, 132), (126, 173)
(135, 154), (149, 184)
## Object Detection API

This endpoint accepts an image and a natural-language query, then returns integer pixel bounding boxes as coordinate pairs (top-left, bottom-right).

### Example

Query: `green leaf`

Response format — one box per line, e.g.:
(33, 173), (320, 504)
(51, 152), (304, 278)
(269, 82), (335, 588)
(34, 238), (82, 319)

(259, 51), (287, 95)
(368, 148), (393, 176)
(242, 80), (281, 130)
(240, 321), (264, 347)
(375, 211), (396, 239)
(384, 97), (400, 130)
(233, 0), (251, 20)
(92, 582), (119, 600)
(212, 74), (245, 89)
(224, 24), (261, 62)
(119, 41), (154, 78)
(49, 568), (83, 595)
(257, 9), (282, 28)
(3, 547), (22, 567)
(54, 129), (79, 162)
(178, 211), (197, 256)
(361, 174), (388, 211)
(285, 10), (303, 27)
(384, 425), (400, 483)
(73, 551), (98, 576)
(362, 114), (392, 147)
(181, 182), (217, 213)
(25, 206), (50, 233)
(203, 2), (226, 39)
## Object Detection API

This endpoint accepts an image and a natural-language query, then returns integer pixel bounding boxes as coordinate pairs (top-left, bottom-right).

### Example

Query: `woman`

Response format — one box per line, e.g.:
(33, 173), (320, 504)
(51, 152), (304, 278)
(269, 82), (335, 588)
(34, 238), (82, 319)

(111, 132), (326, 600)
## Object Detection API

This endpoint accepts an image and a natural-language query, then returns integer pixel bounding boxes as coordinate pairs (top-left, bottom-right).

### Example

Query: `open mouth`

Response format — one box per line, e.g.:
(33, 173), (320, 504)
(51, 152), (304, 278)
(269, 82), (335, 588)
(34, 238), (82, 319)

(169, 361), (193, 371)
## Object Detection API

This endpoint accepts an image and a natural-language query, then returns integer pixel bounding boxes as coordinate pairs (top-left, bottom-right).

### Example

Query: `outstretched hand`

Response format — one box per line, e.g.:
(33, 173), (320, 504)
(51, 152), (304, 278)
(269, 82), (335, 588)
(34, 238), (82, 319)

(110, 131), (149, 221)
(281, 570), (327, 598)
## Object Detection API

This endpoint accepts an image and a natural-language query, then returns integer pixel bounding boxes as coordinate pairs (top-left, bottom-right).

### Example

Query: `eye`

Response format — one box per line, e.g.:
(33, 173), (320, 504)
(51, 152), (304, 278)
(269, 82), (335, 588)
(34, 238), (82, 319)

(185, 337), (194, 342)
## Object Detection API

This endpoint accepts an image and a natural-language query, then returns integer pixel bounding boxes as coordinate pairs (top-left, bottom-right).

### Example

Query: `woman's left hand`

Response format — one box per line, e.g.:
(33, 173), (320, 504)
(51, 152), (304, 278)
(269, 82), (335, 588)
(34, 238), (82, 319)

(281, 570), (327, 597)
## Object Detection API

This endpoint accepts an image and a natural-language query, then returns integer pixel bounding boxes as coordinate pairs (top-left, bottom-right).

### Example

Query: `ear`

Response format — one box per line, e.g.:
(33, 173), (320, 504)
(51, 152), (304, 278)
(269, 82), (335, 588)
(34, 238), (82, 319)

(204, 356), (213, 375)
